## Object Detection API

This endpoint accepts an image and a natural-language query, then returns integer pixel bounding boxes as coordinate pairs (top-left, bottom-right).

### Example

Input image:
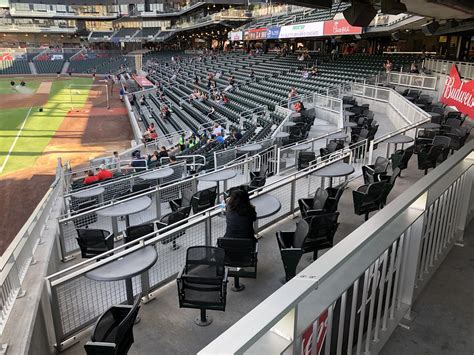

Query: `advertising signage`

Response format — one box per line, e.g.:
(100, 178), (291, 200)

(244, 28), (268, 41)
(440, 65), (474, 120)
(229, 31), (243, 41)
(266, 26), (281, 40)
(279, 21), (324, 39)
(323, 19), (362, 36)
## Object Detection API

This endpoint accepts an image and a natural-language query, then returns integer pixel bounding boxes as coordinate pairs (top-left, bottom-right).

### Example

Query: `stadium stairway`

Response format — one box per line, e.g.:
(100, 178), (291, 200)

(61, 61), (70, 74)
(29, 61), (37, 75)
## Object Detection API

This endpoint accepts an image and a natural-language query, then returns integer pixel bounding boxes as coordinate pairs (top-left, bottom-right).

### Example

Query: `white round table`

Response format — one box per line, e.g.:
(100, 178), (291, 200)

(97, 196), (152, 236)
(198, 169), (238, 197)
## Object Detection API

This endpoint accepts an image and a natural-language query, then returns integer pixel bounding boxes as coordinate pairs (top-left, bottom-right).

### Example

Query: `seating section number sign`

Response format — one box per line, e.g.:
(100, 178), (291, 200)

(440, 64), (474, 120)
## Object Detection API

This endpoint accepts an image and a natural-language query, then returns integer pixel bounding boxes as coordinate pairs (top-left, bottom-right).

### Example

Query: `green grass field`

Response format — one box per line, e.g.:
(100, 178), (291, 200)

(0, 77), (93, 175)
(0, 78), (41, 94)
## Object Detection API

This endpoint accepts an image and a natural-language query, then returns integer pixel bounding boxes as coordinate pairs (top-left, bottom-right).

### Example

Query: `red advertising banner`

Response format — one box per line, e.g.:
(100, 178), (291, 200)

(440, 64), (474, 119)
(132, 75), (154, 88)
(300, 310), (329, 355)
(323, 19), (362, 36)
(243, 28), (268, 41)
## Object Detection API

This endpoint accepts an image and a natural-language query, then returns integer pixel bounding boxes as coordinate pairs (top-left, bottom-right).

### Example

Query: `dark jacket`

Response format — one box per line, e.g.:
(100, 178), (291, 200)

(224, 209), (257, 240)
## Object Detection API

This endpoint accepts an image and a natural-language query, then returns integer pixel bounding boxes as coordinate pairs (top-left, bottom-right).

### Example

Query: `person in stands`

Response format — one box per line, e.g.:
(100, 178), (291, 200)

(97, 164), (113, 181)
(130, 151), (147, 172)
(159, 146), (169, 158)
(83, 170), (98, 185)
(224, 188), (257, 242)
(215, 132), (225, 144)
(288, 87), (297, 109)
(168, 155), (178, 164)
(231, 128), (242, 142)
(249, 70), (255, 81)
(410, 62), (420, 74)
(212, 122), (223, 137)
(384, 59), (393, 73)
(142, 123), (158, 142)
(178, 133), (186, 151)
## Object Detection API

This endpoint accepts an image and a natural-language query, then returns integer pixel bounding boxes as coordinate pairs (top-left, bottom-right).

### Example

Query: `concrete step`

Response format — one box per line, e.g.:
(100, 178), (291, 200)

(28, 61), (37, 75)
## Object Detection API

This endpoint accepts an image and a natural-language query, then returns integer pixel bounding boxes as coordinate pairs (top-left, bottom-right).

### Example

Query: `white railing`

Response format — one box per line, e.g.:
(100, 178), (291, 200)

(199, 140), (474, 355)
(423, 58), (474, 80)
(46, 152), (353, 351)
(387, 72), (438, 90)
(0, 159), (63, 336)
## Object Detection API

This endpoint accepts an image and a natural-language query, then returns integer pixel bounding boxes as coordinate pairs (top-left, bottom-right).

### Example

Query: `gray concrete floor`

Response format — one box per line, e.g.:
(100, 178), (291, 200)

(63, 154), (426, 355)
(381, 219), (474, 355)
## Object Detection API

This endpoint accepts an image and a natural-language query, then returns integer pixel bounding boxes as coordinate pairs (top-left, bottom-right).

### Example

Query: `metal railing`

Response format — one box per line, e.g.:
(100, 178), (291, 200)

(56, 154), (267, 261)
(423, 58), (474, 80)
(0, 159), (63, 335)
(213, 138), (274, 169)
(387, 72), (438, 90)
(46, 152), (354, 351)
(199, 140), (474, 355)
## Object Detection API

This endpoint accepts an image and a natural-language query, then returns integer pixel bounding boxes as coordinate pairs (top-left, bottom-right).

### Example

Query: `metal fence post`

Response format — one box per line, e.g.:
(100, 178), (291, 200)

(155, 188), (162, 219)
(290, 178), (296, 215)
(205, 214), (212, 246)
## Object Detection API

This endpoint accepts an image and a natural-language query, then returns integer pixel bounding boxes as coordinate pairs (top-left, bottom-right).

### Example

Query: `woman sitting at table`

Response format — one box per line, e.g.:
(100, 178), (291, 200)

(224, 189), (257, 242)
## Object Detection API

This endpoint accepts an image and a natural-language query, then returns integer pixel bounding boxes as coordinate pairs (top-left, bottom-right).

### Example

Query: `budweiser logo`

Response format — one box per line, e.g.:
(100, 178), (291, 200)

(332, 21), (351, 34)
(440, 65), (474, 119)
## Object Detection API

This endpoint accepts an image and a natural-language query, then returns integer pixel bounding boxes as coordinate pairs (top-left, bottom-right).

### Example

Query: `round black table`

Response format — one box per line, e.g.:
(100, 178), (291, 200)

(238, 143), (262, 154)
(198, 169), (238, 197)
(384, 135), (414, 158)
(97, 196), (152, 236)
(274, 131), (290, 146)
(418, 122), (441, 130)
(251, 194), (282, 219)
(326, 132), (347, 143)
(71, 186), (105, 204)
(86, 246), (158, 307)
(313, 162), (354, 188)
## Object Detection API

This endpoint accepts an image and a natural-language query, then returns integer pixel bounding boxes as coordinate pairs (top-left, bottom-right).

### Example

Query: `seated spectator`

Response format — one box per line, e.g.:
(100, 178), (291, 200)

(222, 94), (229, 105)
(130, 151), (147, 172)
(112, 151), (120, 169)
(231, 129), (242, 141)
(142, 123), (158, 142)
(410, 62), (420, 74)
(207, 106), (215, 117)
(178, 133), (186, 151)
(83, 170), (98, 185)
(169, 155), (178, 164)
(311, 66), (318, 76)
(161, 106), (171, 121)
(139, 95), (145, 105)
(212, 122), (223, 136)
(215, 132), (225, 144)
(97, 164), (113, 181)
(159, 146), (169, 158)
(302, 70), (309, 79)
(148, 151), (160, 164)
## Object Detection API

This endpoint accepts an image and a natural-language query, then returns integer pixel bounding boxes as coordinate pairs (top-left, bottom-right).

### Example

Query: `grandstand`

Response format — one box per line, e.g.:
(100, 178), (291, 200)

(0, 0), (473, 354)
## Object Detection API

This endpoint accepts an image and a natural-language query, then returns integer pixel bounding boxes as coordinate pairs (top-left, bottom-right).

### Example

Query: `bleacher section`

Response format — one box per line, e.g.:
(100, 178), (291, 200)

(69, 54), (135, 74)
(0, 59), (31, 74)
(111, 28), (139, 41)
(241, 2), (351, 29)
(34, 59), (65, 74)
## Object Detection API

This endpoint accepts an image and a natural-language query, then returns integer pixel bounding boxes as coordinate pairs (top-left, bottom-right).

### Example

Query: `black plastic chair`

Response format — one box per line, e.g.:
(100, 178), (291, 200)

(298, 151), (316, 170)
(76, 229), (114, 259)
(320, 140), (344, 158)
(124, 223), (154, 247)
(390, 145), (414, 177)
(362, 157), (389, 184)
(156, 206), (191, 250)
(190, 187), (218, 213)
(177, 246), (228, 326)
(217, 238), (258, 292)
(303, 212), (340, 260)
(298, 187), (329, 219)
(379, 167), (401, 207)
(169, 188), (194, 212)
(131, 181), (152, 193)
(276, 219), (310, 282)
(352, 182), (386, 220)
(324, 181), (348, 213)
(84, 295), (141, 355)
(417, 144), (445, 175)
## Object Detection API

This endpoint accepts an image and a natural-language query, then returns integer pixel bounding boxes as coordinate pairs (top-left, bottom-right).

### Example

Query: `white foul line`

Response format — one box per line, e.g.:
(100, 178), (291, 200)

(0, 107), (33, 174)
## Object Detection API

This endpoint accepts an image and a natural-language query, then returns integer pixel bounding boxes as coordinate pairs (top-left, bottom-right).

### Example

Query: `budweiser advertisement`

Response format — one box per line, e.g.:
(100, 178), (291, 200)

(300, 310), (328, 355)
(323, 19), (362, 36)
(440, 64), (474, 119)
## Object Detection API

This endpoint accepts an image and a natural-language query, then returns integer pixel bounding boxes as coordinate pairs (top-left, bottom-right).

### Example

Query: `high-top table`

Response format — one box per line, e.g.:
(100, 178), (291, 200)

(198, 169), (238, 198)
(238, 143), (262, 155)
(326, 132), (347, 143)
(274, 131), (290, 146)
(251, 194), (282, 238)
(97, 196), (152, 237)
(86, 246), (158, 321)
(139, 167), (174, 185)
(313, 162), (354, 188)
(384, 134), (414, 158)
(71, 186), (105, 204)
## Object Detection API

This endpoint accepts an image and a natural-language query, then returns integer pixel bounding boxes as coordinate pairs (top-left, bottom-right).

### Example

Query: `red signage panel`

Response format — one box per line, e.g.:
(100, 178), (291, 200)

(133, 75), (154, 88)
(323, 19), (362, 36)
(440, 64), (474, 120)
(243, 28), (268, 41)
